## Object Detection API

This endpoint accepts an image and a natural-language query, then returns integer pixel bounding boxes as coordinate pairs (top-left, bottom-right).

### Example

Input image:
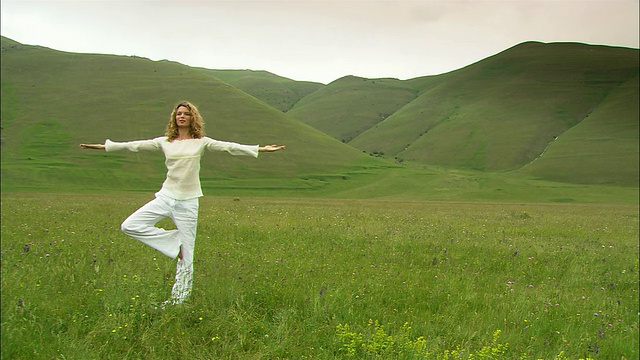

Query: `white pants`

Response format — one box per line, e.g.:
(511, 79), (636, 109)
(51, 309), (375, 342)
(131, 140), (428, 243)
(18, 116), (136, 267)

(121, 193), (199, 304)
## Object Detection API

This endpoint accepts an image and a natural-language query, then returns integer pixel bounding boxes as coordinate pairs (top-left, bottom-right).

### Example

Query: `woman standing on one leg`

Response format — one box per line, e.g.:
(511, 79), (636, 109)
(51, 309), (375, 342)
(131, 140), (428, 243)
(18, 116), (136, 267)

(81, 101), (285, 306)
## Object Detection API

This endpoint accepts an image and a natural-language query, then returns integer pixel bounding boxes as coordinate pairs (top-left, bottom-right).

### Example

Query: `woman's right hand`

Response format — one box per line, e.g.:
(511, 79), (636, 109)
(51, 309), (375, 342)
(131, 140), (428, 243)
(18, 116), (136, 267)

(80, 144), (105, 150)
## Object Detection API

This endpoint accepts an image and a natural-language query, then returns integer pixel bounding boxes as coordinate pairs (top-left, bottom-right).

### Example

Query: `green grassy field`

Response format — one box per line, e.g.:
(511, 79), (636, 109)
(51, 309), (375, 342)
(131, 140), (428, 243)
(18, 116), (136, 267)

(2, 192), (637, 359)
(1, 36), (638, 358)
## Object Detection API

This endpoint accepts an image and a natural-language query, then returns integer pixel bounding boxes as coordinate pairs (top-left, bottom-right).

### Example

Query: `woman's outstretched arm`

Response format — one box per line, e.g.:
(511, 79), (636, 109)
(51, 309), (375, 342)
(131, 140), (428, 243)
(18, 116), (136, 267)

(80, 143), (105, 150)
(81, 139), (161, 152)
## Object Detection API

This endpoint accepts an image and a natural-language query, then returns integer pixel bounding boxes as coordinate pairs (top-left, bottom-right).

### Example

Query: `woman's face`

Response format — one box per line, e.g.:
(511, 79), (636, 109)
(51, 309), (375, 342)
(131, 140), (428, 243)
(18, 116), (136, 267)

(175, 106), (192, 128)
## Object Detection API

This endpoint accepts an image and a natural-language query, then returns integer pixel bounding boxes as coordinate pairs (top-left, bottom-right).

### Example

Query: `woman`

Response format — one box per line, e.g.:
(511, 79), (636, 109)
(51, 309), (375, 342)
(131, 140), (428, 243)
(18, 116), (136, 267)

(81, 101), (285, 306)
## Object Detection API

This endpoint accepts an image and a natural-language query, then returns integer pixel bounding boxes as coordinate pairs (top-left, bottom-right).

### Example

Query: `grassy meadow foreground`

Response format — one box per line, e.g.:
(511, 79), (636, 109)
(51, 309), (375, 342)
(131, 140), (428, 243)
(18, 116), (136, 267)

(1, 192), (638, 359)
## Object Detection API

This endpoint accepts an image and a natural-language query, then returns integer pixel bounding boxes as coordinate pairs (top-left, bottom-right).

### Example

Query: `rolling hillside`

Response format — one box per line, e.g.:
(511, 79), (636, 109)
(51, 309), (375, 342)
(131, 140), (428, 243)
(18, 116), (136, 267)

(199, 69), (323, 112)
(0, 36), (379, 193)
(286, 75), (431, 143)
(519, 72), (639, 184)
(289, 42), (639, 184)
(1, 36), (637, 201)
(231, 41), (637, 185)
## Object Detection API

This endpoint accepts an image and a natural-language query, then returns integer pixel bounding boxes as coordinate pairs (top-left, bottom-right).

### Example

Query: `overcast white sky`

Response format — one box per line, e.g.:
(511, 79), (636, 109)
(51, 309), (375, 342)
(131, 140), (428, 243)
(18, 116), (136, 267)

(1, 0), (638, 84)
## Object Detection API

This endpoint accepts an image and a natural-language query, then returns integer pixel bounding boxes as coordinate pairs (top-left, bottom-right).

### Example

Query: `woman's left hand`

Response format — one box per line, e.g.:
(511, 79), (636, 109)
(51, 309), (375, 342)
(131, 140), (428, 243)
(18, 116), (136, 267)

(259, 144), (286, 152)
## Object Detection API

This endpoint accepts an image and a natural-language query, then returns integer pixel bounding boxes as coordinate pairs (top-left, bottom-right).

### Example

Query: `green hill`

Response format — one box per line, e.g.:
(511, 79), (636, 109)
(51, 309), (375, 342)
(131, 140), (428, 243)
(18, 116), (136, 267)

(277, 41), (638, 185)
(346, 42), (638, 184)
(287, 76), (428, 143)
(199, 69), (323, 112)
(519, 73), (639, 184)
(1, 37), (637, 202)
(0, 36), (377, 194)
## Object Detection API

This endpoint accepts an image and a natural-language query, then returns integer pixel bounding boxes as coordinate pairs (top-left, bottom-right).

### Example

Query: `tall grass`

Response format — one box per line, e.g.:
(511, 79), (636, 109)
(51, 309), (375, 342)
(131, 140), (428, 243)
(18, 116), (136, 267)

(2, 192), (637, 359)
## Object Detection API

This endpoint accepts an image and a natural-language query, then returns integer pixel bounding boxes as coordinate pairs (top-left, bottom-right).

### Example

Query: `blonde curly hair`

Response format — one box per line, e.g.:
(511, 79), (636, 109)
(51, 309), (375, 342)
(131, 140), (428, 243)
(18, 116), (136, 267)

(165, 101), (205, 141)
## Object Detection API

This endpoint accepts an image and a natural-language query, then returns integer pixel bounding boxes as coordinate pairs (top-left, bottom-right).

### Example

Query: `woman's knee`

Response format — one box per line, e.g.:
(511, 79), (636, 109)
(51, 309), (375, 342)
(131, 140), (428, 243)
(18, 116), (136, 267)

(121, 218), (136, 235)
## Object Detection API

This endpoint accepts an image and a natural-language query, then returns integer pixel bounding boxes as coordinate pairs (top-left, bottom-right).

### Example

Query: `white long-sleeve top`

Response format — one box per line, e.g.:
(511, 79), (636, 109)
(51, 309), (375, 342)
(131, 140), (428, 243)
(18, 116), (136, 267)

(105, 136), (259, 200)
